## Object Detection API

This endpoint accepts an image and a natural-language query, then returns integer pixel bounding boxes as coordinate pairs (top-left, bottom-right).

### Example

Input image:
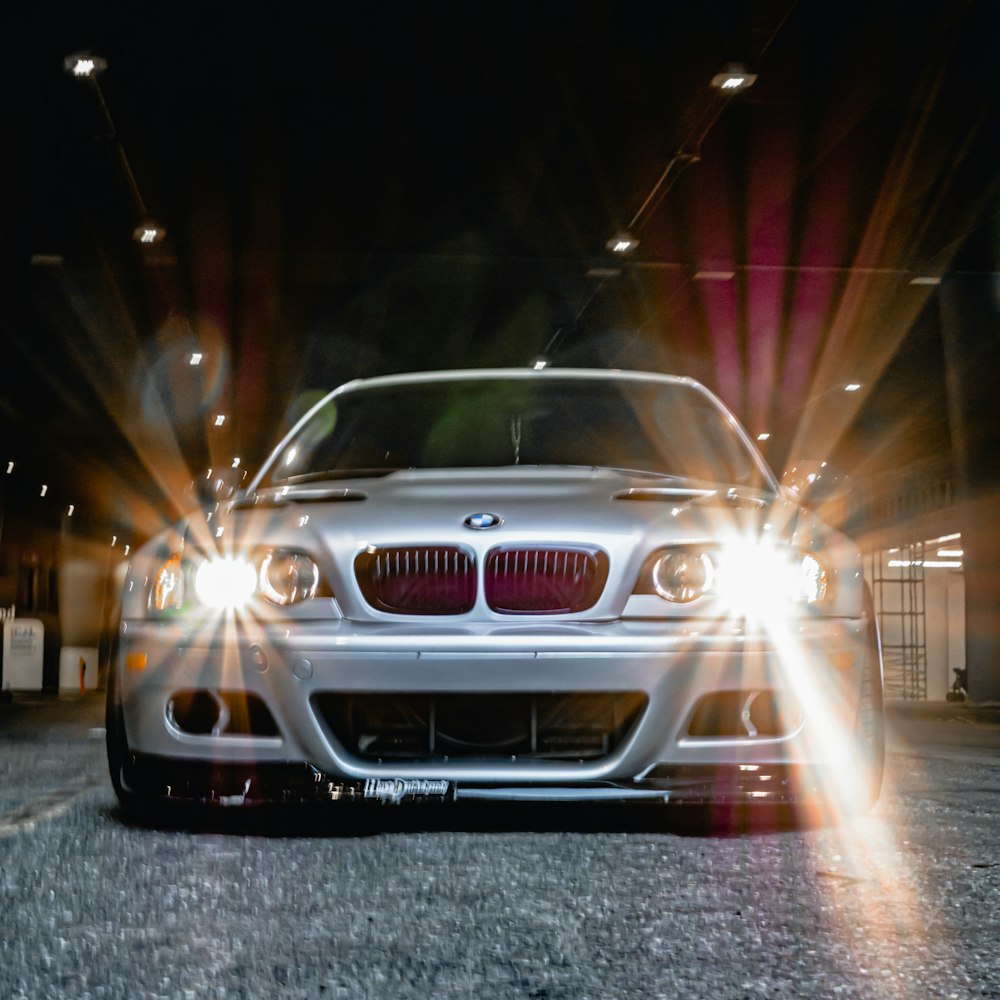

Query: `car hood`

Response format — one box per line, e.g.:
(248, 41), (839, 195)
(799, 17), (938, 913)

(237, 467), (782, 541)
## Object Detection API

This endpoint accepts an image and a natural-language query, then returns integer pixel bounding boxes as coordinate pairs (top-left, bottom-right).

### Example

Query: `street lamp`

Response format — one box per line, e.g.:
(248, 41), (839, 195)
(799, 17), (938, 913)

(606, 232), (639, 254)
(63, 53), (107, 78)
(710, 64), (758, 94)
(64, 52), (168, 248)
(132, 220), (167, 245)
(608, 62), (758, 252)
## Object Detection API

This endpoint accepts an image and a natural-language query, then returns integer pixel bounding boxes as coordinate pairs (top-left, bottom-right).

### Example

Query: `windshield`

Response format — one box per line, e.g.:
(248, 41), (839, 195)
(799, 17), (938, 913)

(261, 376), (772, 490)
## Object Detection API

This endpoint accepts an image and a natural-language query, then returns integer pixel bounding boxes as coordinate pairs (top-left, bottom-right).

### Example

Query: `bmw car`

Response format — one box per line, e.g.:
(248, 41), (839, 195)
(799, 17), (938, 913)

(107, 368), (883, 814)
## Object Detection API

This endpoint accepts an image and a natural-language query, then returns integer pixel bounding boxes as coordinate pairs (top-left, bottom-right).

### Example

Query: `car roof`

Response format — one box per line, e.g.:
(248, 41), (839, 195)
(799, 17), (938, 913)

(335, 367), (700, 393)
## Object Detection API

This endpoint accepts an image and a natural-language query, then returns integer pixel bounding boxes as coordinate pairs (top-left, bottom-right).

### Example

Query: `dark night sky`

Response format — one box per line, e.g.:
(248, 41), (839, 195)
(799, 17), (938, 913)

(3, 1), (1000, 542)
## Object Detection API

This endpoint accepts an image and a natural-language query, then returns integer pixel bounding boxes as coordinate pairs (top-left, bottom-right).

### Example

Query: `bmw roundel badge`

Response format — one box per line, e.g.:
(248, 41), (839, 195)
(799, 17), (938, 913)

(464, 512), (503, 530)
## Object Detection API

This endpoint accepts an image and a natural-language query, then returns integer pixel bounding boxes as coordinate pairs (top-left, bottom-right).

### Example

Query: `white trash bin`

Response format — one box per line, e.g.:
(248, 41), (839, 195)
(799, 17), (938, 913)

(2, 619), (45, 691)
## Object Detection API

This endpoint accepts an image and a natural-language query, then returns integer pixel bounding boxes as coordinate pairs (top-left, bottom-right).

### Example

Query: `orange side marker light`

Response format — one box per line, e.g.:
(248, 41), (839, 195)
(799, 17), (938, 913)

(125, 653), (148, 672)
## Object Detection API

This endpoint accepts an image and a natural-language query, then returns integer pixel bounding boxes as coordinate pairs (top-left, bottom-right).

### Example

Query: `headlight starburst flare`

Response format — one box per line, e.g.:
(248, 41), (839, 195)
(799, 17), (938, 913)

(194, 556), (258, 609)
(149, 548), (324, 612)
(647, 543), (829, 613)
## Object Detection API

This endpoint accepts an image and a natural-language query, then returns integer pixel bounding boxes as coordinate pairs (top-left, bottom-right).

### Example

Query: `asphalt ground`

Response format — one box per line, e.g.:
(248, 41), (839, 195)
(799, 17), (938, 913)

(1, 691), (998, 1000)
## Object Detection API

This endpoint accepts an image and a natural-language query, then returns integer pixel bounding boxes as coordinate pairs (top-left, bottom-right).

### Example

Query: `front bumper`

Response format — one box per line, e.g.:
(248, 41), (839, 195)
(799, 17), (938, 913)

(118, 755), (817, 807)
(115, 616), (874, 805)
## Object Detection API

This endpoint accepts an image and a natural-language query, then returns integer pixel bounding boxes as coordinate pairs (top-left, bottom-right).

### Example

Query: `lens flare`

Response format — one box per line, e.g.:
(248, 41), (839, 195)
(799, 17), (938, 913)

(194, 556), (257, 609)
(714, 542), (827, 616)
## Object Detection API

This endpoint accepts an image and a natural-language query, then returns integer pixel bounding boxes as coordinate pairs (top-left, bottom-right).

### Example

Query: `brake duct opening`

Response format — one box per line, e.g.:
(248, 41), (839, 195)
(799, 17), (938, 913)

(167, 689), (280, 737)
(685, 690), (802, 739)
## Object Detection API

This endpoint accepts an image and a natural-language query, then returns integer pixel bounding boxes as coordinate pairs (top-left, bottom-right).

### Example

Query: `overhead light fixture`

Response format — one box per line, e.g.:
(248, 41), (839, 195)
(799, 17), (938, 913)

(133, 220), (167, 245)
(756, 432), (770, 442)
(190, 353), (203, 366)
(927, 532), (961, 545)
(64, 52), (107, 78)
(66, 52), (167, 250)
(606, 232), (639, 254)
(844, 383), (862, 392)
(214, 414), (227, 427)
(531, 357), (550, 371)
(891, 559), (962, 569)
(710, 64), (758, 94)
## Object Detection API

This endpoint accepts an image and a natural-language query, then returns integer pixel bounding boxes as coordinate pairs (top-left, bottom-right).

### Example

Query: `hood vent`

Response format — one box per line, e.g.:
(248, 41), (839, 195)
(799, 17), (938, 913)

(237, 487), (368, 509)
(614, 488), (768, 509)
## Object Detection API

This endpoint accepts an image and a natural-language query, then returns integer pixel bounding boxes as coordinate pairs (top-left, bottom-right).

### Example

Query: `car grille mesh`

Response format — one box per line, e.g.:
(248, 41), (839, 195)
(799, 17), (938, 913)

(485, 547), (608, 613)
(355, 545), (608, 615)
(314, 691), (647, 761)
(355, 546), (476, 614)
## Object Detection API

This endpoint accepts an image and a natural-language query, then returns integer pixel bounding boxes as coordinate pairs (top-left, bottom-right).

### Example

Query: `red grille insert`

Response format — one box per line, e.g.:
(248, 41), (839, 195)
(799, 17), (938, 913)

(355, 546), (475, 615)
(485, 547), (608, 614)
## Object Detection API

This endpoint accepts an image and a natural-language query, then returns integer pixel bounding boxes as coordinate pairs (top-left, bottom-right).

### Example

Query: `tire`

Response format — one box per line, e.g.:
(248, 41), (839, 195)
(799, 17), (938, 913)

(853, 587), (885, 812)
(105, 646), (141, 813)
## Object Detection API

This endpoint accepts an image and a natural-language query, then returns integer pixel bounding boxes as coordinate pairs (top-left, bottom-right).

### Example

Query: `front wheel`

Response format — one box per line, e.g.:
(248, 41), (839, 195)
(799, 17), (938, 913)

(853, 588), (885, 812)
(105, 652), (141, 813)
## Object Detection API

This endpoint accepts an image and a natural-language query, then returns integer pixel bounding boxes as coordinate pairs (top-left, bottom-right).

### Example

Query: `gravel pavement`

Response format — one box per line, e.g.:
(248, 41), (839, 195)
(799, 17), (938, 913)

(1, 692), (998, 1000)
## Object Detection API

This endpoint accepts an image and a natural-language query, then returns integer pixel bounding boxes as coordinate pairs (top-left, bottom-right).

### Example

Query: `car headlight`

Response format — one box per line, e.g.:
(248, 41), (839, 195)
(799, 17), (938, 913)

(150, 553), (185, 612)
(797, 552), (829, 604)
(148, 549), (326, 613)
(651, 550), (715, 603)
(639, 543), (829, 611)
(713, 543), (829, 611)
(194, 556), (259, 609)
(259, 550), (320, 605)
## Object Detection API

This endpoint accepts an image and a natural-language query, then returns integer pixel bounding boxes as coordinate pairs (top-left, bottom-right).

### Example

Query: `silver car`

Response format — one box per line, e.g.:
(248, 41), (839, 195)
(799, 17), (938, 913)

(107, 368), (883, 813)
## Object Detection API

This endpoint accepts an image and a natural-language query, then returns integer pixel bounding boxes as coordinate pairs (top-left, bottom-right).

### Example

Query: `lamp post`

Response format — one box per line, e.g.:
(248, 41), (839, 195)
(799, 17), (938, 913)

(607, 62), (759, 251)
(63, 52), (167, 246)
